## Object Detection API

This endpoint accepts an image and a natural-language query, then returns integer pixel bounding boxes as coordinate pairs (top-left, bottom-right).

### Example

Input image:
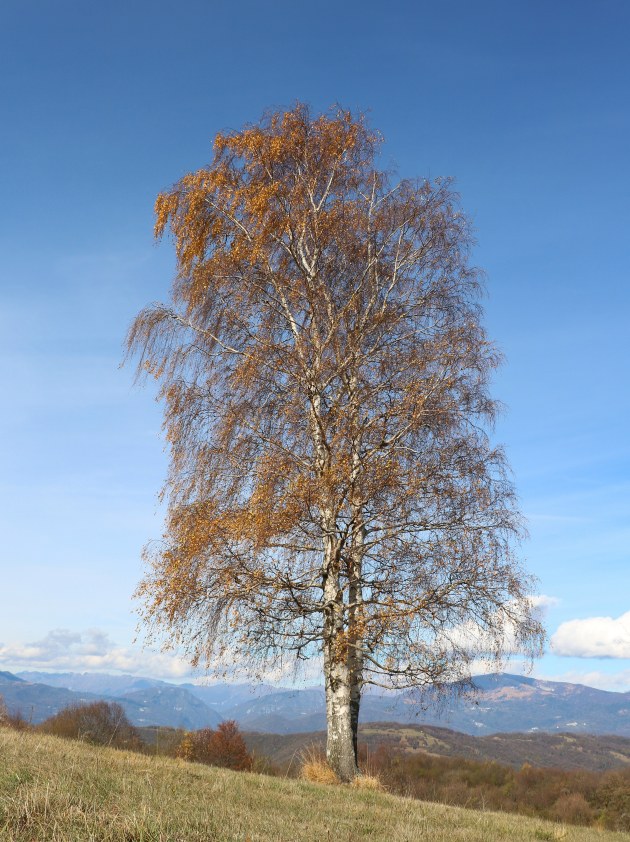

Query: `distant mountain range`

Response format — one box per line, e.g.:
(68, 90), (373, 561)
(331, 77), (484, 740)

(3, 670), (630, 738)
(0, 671), (221, 730)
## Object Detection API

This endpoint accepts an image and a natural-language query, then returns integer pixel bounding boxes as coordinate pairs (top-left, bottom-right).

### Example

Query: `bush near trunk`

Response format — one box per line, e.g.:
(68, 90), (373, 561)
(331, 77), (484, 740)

(300, 744), (340, 785)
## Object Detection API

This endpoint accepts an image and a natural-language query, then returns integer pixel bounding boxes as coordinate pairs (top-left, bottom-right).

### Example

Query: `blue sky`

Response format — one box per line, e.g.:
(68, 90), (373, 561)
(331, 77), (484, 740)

(1, 0), (629, 689)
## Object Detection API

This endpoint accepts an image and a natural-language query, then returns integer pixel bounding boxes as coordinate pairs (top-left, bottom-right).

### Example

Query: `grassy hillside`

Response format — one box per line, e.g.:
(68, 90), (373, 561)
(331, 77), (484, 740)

(1, 729), (630, 841)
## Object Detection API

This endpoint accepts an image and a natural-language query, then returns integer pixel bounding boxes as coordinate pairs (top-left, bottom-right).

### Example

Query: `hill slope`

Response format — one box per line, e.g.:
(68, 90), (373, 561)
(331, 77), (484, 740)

(0, 671), (103, 723)
(1, 728), (629, 842)
(118, 686), (223, 729)
(244, 722), (630, 773)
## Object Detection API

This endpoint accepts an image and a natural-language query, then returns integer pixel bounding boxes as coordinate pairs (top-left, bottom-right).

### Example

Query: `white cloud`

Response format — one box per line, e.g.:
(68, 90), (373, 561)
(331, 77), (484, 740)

(551, 611), (630, 659)
(0, 628), (195, 680)
(0, 628), (322, 686)
(444, 594), (557, 659)
(529, 594), (560, 612)
(537, 668), (630, 693)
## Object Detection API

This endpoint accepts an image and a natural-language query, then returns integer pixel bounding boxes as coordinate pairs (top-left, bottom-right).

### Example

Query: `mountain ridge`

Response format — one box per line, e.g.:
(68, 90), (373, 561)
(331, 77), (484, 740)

(3, 669), (630, 737)
(0, 672), (220, 729)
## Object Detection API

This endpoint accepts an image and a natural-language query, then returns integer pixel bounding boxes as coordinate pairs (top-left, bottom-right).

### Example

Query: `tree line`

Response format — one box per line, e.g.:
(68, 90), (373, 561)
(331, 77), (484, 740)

(365, 744), (630, 832)
(0, 696), (252, 772)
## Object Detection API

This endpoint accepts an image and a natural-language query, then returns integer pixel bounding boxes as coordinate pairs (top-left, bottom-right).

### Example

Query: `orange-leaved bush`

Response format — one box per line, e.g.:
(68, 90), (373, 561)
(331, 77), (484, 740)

(176, 721), (252, 771)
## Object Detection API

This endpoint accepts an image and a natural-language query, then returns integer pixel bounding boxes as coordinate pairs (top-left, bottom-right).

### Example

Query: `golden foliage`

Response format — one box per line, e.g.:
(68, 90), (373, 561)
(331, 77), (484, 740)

(126, 102), (544, 779)
(175, 722), (252, 771)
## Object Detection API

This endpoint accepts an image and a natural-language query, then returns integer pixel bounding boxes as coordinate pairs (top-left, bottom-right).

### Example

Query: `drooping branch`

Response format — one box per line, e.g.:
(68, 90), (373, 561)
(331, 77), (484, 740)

(126, 104), (544, 779)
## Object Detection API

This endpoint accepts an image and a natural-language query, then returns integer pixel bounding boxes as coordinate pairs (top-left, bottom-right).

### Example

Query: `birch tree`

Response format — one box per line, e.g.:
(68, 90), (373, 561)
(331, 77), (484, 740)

(126, 103), (544, 781)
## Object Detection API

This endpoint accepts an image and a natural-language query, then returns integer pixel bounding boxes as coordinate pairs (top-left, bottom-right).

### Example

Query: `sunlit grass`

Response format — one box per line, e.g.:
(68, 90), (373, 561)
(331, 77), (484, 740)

(1, 728), (629, 841)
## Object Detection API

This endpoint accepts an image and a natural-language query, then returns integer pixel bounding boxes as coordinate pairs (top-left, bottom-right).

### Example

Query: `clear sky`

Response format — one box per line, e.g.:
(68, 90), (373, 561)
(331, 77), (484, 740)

(1, 0), (628, 689)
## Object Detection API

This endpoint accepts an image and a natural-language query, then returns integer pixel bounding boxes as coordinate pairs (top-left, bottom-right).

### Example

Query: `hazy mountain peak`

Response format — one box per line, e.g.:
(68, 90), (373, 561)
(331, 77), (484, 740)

(0, 671), (24, 683)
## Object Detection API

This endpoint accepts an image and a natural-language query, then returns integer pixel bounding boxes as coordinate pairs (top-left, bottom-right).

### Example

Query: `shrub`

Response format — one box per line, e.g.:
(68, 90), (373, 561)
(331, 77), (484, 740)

(176, 721), (252, 771)
(250, 752), (280, 776)
(593, 771), (630, 831)
(39, 701), (141, 750)
(175, 731), (197, 761)
(300, 744), (340, 785)
(5, 710), (30, 731)
(551, 793), (594, 825)
(0, 695), (30, 731)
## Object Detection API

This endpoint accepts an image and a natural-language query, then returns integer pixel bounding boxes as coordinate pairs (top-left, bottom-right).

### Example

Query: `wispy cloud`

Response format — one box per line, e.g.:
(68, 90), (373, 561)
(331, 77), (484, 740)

(0, 628), (322, 686)
(529, 594), (560, 612)
(535, 668), (630, 693)
(0, 629), (194, 680)
(551, 611), (630, 659)
(427, 595), (557, 666)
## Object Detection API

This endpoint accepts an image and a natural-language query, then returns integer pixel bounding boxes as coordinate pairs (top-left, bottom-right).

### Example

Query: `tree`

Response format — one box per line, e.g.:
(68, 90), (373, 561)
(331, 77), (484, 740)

(176, 721), (252, 771)
(39, 701), (141, 749)
(127, 103), (544, 781)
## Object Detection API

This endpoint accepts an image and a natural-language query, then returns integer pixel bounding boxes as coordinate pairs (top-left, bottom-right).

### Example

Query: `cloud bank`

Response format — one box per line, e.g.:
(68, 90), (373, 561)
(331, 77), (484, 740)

(551, 611), (630, 659)
(0, 628), (321, 685)
(540, 668), (630, 693)
(444, 594), (558, 658)
(0, 629), (194, 679)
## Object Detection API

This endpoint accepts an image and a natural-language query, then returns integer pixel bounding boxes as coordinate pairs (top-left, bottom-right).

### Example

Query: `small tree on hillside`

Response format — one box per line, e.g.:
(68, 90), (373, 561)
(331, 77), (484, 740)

(176, 721), (252, 771)
(127, 103), (544, 781)
(39, 701), (141, 749)
(0, 695), (7, 726)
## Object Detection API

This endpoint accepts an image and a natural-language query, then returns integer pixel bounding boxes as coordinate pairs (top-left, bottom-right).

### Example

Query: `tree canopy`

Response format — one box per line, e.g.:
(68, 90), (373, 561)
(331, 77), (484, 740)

(127, 103), (544, 780)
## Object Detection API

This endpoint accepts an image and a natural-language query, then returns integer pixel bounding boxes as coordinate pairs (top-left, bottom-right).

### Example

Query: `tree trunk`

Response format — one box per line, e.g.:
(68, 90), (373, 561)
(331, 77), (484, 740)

(349, 677), (361, 762)
(323, 552), (359, 782)
(324, 637), (359, 782)
(347, 551), (363, 764)
(347, 372), (365, 764)
(348, 491), (365, 765)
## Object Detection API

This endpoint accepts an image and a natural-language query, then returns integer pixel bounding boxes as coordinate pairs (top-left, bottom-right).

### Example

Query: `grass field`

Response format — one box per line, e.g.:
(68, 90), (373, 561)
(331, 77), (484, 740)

(1, 728), (630, 841)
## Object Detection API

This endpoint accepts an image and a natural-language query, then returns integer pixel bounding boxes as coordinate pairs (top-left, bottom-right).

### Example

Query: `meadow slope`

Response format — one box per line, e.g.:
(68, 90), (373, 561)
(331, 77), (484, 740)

(1, 728), (629, 842)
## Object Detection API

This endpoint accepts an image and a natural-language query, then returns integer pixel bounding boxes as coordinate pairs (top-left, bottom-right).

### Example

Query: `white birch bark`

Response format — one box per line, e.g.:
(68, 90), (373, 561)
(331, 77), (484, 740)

(323, 548), (358, 782)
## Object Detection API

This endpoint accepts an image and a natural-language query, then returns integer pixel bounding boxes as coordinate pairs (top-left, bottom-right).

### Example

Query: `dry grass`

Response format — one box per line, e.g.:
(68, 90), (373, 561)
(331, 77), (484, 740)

(351, 773), (384, 791)
(1, 727), (629, 841)
(299, 743), (340, 784)
(300, 758), (340, 785)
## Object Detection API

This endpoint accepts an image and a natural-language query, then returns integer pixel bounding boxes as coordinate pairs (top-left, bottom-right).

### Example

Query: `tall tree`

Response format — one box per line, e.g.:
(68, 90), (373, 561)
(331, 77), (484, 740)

(127, 103), (544, 781)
